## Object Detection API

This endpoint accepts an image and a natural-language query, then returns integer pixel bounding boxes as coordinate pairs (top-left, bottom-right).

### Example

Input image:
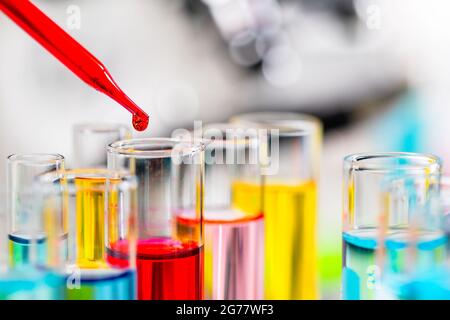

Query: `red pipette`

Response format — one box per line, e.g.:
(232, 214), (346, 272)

(0, 0), (149, 131)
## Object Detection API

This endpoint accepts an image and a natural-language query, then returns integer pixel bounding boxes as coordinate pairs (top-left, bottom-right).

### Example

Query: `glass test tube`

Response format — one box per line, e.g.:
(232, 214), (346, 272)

(0, 191), (33, 300)
(6, 154), (66, 299)
(195, 123), (264, 300)
(441, 176), (450, 246)
(0, 191), (45, 300)
(343, 152), (442, 300)
(38, 169), (138, 300)
(432, 176), (450, 299)
(73, 123), (131, 168)
(0, 190), (6, 274)
(231, 112), (322, 300)
(380, 171), (446, 300)
(7, 154), (65, 267)
(107, 138), (205, 300)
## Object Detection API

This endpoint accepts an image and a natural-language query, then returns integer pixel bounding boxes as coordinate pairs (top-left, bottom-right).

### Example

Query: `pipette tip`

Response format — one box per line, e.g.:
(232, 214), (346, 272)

(132, 113), (149, 131)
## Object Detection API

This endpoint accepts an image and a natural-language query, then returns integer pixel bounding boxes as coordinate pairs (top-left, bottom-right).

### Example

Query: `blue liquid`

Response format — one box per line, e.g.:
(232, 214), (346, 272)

(342, 230), (447, 300)
(7, 233), (67, 299)
(8, 232), (68, 267)
(383, 232), (447, 299)
(0, 266), (64, 300)
(65, 269), (136, 300)
(9, 233), (47, 266)
(384, 232), (446, 276)
(396, 268), (450, 300)
(342, 230), (378, 300)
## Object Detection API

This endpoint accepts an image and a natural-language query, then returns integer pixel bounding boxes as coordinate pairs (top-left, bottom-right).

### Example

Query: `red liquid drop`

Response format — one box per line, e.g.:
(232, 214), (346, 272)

(108, 238), (204, 300)
(132, 114), (149, 132)
(0, 0), (150, 131)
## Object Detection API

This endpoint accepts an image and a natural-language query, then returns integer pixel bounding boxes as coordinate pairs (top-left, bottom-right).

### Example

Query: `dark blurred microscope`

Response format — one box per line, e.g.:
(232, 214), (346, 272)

(179, 0), (405, 131)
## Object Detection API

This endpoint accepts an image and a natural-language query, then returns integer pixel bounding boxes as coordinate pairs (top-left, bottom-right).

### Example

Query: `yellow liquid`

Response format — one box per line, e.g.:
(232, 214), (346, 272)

(75, 177), (109, 269)
(233, 181), (318, 299)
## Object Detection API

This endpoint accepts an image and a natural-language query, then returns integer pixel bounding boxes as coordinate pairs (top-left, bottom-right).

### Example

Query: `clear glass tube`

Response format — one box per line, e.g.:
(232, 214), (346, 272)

(6, 153), (66, 299)
(0, 190), (51, 300)
(378, 174), (449, 300)
(231, 112), (322, 299)
(107, 138), (205, 300)
(0, 189), (7, 274)
(193, 123), (264, 300)
(441, 176), (450, 242)
(380, 173), (446, 300)
(73, 123), (131, 168)
(7, 154), (65, 267)
(38, 168), (137, 300)
(342, 152), (442, 300)
(430, 176), (450, 299)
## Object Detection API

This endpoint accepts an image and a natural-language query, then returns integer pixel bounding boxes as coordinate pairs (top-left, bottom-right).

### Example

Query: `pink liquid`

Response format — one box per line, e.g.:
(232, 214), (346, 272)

(204, 212), (264, 300)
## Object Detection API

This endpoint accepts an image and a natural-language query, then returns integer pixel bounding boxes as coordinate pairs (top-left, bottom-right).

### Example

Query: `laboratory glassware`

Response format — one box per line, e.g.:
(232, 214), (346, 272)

(107, 138), (205, 300)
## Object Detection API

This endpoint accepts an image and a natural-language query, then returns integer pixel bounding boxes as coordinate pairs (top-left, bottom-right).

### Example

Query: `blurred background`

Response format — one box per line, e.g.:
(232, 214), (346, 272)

(1, 0), (450, 298)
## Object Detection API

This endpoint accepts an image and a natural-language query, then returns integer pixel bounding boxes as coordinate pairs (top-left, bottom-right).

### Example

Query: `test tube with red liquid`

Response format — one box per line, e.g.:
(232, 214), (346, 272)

(107, 138), (205, 300)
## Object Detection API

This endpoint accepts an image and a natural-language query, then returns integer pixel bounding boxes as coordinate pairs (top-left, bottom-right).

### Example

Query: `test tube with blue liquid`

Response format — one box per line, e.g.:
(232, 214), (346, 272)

(7, 154), (65, 267)
(380, 174), (449, 300)
(38, 169), (138, 300)
(342, 152), (442, 300)
(440, 176), (450, 254)
(5, 154), (67, 299)
(0, 191), (59, 299)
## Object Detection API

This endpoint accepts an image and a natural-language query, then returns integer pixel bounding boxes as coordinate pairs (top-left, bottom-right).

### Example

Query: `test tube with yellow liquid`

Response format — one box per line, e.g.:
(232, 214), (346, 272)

(39, 169), (137, 300)
(231, 112), (322, 300)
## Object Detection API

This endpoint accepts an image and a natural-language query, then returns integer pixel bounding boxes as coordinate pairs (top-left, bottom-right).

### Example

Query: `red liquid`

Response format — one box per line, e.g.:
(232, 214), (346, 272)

(108, 238), (204, 300)
(0, 0), (149, 131)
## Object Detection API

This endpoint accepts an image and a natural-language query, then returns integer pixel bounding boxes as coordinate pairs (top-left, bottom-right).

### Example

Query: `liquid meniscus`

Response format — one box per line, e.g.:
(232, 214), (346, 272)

(65, 268), (135, 300)
(203, 210), (264, 300)
(342, 229), (447, 300)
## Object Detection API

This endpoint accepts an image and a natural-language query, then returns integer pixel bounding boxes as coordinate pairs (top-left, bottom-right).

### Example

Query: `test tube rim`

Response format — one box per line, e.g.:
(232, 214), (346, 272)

(229, 111), (322, 137)
(187, 122), (260, 149)
(38, 168), (137, 188)
(108, 138), (206, 159)
(344, 152), (442, 172)
(7, 153), (65, 166)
